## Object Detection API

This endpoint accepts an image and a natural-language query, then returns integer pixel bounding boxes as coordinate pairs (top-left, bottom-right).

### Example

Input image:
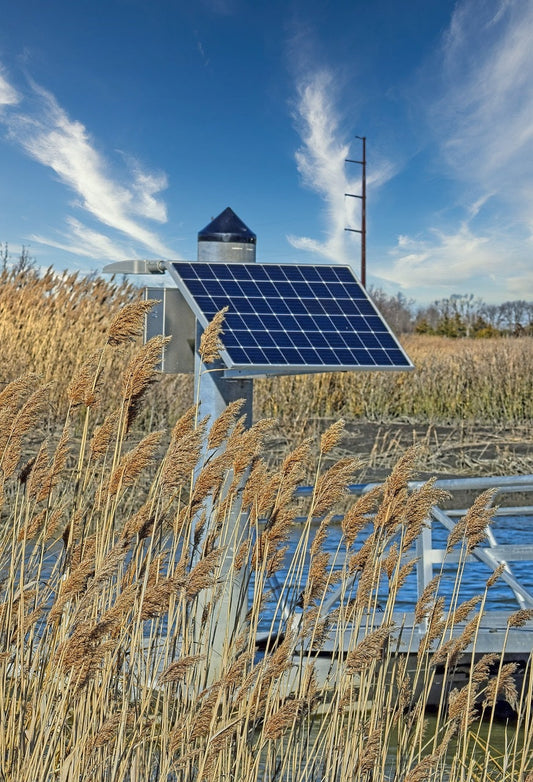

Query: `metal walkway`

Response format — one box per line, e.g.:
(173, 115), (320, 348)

(266, 474), (533, 658)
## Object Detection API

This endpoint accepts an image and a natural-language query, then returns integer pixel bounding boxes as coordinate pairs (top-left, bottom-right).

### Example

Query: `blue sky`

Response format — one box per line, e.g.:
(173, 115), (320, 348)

(0, 0), (532, 304)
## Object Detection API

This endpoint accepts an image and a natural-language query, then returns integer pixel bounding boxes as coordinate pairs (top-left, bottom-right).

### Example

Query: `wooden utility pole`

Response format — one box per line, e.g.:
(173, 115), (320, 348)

(345, 135), (367, 286)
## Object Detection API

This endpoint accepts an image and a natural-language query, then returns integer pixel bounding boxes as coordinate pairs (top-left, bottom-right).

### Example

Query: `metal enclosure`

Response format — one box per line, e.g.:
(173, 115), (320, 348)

(144, 287), (195, 373)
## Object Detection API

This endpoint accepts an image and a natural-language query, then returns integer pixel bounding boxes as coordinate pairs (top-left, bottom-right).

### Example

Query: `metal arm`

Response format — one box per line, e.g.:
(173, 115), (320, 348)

(102, 260), (168, 275)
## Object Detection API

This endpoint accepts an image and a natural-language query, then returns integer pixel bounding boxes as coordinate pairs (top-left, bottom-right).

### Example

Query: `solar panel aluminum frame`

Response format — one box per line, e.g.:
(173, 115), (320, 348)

(166, 261), (414, 379)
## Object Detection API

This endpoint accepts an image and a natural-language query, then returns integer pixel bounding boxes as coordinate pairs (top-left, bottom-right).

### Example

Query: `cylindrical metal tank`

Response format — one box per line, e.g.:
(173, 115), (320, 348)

(197, 206), (256, 263)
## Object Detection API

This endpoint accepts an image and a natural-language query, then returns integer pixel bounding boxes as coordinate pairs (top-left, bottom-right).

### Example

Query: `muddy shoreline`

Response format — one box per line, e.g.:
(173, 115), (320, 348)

(266, 419), (533, 483)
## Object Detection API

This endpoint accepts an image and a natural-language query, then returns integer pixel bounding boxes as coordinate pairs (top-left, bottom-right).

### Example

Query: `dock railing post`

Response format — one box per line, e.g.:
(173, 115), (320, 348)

(415, 521), (434, 630)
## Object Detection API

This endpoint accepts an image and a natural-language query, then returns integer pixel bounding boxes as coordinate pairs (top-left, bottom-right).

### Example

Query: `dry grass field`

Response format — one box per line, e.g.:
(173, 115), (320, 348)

(0, 268), (531, 478)
(259, 333), (533, 426)
(0, 273), (532, 780)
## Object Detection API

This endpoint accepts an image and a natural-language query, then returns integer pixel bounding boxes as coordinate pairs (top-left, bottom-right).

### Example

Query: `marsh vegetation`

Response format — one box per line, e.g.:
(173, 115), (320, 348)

(0, 269), (531, 780)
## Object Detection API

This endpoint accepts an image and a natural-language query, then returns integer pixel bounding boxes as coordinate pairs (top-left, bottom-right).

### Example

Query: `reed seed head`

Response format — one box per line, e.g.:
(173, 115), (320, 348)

(207, 398), (245, 451)
(414, 574), (441, 625)
(159, 655), (205, 684)
(320, 418), (345, 454)
(67, 350), (103, 407)
(121, 335), (170, 427)
(507, 608), (533, 627)
(312, 457), (360, 517)
(263, 698), (306, 741)
(107, 299), (156, 345)
(89, 409), (120, 458)
(107, 430), (164, 496)
(346, 625), (394, 673)
(199, 307), (228, 364)
(486, 562), (506, 588)
(342, 486), (381, 548)
(482, 662), (519, 711)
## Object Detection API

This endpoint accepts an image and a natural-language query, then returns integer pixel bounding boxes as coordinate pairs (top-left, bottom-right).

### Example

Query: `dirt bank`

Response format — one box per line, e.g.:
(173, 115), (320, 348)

(265, 419), (533, 484)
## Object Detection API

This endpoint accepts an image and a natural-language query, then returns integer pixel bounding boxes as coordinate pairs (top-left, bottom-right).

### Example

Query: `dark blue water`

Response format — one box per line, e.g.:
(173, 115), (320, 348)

(256, 514), (533, 634)
(18, 514), (533, 643)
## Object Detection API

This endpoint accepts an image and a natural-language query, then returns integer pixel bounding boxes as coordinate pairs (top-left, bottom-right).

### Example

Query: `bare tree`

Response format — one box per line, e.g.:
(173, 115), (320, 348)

(368, 288), (415, 333)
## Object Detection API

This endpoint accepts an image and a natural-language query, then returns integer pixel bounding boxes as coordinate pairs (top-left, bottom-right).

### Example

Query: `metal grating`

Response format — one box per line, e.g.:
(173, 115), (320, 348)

(167, 261), (413, 377)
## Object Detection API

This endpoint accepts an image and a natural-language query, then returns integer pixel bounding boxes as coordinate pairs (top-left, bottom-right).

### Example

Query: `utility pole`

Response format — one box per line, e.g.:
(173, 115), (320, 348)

(345, 135), (366, 287)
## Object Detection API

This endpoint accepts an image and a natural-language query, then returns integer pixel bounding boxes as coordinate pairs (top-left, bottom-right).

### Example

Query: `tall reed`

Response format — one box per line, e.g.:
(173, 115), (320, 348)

(257, 335), (533, 426)
(0, 302), (531, 781)
(0, 269), (531, 436)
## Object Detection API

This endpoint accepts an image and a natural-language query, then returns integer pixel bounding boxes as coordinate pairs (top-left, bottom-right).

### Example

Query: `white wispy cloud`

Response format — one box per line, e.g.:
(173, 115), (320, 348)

(379, 222), (533, 303)
(288, 69), (396, 265)
(381, 223), (512, 287)
(0, 68), (177, 262)
(436, 0), (533, 211)
(389, 0), (533, 300)
(0, 68), (20, 108)
(30, 217), (134, 261)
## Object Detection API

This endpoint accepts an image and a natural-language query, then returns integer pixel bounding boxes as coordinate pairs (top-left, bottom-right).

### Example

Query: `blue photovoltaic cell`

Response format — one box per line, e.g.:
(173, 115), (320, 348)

(168, 262), (413, 375)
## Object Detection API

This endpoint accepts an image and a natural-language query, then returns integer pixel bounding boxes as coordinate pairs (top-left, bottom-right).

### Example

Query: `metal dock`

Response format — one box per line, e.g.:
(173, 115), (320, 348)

(261, 474), (533, 707)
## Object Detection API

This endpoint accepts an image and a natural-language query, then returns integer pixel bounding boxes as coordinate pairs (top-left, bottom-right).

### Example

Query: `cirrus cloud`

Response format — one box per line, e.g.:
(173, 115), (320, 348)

(0, 67), (178, 263)
(288, 69), (397, 266)
(380, 0), (533, 301)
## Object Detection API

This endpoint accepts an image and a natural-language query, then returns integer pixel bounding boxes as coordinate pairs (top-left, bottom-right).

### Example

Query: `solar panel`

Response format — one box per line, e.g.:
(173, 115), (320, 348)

(167, 262), (413, 377)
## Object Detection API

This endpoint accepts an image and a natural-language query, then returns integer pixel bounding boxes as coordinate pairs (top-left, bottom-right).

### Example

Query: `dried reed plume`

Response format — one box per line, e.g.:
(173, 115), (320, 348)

(159, 654), (206, 685)
(373, 446), (417, 532)
(507, 608), (533, 627)
(185, 548), (224, 601)
(207, 399), (245, 451)
(356, 726), (383, 775)
(121, 335), (171, 427)
(346, 625), (394, 672)
(263, 697), (307, 741)
(107, 299), (156, 345)
(311, 457), (360, 517)
(107, 430), (164, 496)
(55, 620), (116, 688)
(402, 478), (450, 549)
(24, 441), (50, 499)
(341, 486), (381, 548)
(483, 662), (519, 711)
(90, 709), (136, 750)
(199, 307), (228, 364)
(67, 350), (103, 407)
(486, 561), (507, 588)
(121, 500), (156, 540)
(320, 418), (345, 454)
(228, 417), (276, 477)
(0, 373), (41, 413)
(35, 420), (71, 502)
(89, 410), (120, 458)
(18, 504), (65, 542)
(446, 488), (496, 553)
(403, 754), (443, 782)
(1, 386), (51, 477)
(414, 574), (441, 625)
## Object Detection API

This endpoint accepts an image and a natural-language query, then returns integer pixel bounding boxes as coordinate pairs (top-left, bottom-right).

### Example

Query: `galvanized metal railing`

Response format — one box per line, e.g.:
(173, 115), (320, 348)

(271, 475), (533, 621)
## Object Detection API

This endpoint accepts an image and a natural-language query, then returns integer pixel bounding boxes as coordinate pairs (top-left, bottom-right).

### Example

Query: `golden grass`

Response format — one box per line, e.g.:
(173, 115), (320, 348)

(258, 334), (533, 427)
(0, 267), (191, 432)
(0, 300), (531, 781)
(0, 269), (531, 439)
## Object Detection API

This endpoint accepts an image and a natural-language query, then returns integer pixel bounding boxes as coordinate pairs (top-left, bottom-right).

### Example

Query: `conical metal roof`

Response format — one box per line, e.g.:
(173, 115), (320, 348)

(198, 207), (256, 244)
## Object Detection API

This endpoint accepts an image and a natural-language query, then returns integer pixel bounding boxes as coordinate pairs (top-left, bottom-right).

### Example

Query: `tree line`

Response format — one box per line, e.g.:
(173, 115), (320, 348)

(369, 289), (533, 337)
